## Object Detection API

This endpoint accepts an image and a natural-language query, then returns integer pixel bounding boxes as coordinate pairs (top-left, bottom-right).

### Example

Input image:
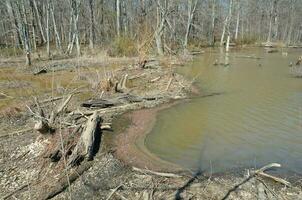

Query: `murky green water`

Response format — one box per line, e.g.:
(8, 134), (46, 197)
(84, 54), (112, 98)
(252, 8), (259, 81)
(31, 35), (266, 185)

(146, 48), (302, 174)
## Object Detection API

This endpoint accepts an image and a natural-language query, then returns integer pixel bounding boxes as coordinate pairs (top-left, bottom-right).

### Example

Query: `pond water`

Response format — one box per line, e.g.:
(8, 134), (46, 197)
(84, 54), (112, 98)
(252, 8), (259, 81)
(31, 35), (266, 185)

(145, 48), (302, 174)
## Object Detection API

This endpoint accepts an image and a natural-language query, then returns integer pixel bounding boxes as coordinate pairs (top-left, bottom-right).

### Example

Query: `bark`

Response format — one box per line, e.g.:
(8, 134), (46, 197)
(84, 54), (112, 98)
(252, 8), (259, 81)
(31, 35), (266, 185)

(46, 0), (50, 58)
(67, 0), (81, 56)
(6, 0), (22, 47)
(184, 0), (198, 49)
(88, 0), (95, 49)
(225, 0), (233, 52)
(68, 111), (101, 166)
(234, 0), (240, 40)
(210, 0), (216, 46)
(116, 0), (121, 38)
(31, 0), (46, 44)
(50, 0), (62, 51)
(220, 0), (233, 47)
(155, 0), (168, 56)
(15, 0), (32, 65)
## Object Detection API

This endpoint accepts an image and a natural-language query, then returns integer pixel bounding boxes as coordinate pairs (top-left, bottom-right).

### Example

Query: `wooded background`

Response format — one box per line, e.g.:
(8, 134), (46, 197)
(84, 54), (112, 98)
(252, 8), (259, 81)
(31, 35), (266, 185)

(0, 0), (301, 57)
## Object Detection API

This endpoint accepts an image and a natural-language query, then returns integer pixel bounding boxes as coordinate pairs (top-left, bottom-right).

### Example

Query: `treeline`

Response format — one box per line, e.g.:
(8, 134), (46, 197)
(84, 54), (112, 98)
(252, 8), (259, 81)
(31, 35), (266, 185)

(0, 0), (302, 59)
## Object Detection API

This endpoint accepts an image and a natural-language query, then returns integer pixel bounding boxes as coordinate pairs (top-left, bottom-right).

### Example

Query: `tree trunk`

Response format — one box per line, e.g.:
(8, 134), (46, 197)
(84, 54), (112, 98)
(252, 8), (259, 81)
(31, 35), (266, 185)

(267, 2), (274, 43)
(220, 0), (233, 46)
(116, 0), (120, 38)
(210, 0), (216, 46)
(6, 0), (22, 47)
(88, 0), (95, 49)
(50, 0), (62, 51)
(31, 0), (46, 44)
(155, 0), (168, 56)
(234, 0), (240, 40)
(46, 0), (50, 58)
(184, 0), (198, 49)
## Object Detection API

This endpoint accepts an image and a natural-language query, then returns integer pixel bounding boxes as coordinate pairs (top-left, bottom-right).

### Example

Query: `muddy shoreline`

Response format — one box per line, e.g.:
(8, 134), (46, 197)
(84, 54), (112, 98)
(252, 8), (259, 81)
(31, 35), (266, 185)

(113, 100), (187, 172)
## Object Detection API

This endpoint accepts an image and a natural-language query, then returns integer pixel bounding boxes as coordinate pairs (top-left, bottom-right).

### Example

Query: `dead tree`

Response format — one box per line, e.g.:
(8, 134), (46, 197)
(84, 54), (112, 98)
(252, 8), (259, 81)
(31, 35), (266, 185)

(50, 0), (62, 51)
(46, 0), (50, 58)
(30, 0), (46, 45)
(67, 0), (81, 56)
(6, 0), (22, 47)
(88, 0), (95, 49)
(184, 0), (198, 49)
(220, 0), (233, 50)
(68, 111), (101, 166)
(234, 0), (240, 40)
(116, 0), (121, 38)
(155, 0), (169, 56)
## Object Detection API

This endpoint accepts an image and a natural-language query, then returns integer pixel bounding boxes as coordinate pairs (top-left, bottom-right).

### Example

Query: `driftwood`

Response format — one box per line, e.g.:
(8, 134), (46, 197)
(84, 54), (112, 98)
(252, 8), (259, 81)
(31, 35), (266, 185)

(189, 50), (205, 55)
(221, 163), (289, 200)
(49, 125), (82, 162)
(166, 77), (173, 91)
(68, 111), (101, 166)
(106, 184), (123, 200)
(33, 98), (53, 134)
(72, 102), (142, 117)
(33, 94), (72, 134)
(0, 92), (13, 99)
(129, 73), (146, 80)
(132, 167), (181, 178)
(296, 56), (302, 65)
(115, 74), (128, 93)
(266, 48), (278, 53)
(139, 59), (159, 69)
(41, 161), (93, 200)
(150, 76), (161, 83)
(3, 183), (30, 200)
(0, 127), (32, 139)
(49, 94), (73, 124)
(252, 163), (291, 186)
(234, 55), (263, 59)
(34, 68), (47, 75)
(81, 94), (161, 108)
(82, 99), (115, 108)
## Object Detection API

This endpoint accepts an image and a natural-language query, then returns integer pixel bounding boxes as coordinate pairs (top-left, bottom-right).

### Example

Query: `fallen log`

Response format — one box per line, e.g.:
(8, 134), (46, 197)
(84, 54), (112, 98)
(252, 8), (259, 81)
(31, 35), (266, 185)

(115, 74), (128, 93)
(49, 94), (73, 124)
(34, 68), (47, 75)
(296, 56), (302, 65)
(81, 99), (116, 108)
(266, 48), (278, 53)
(68, 111), (101, 166)
(48, 125), (82, 162)
(0, 127), (32, 138)
(71, 102), (142, 117)
(166, 77), (173, 91)
(81, 93), (156, 108)
(150, 76), (161, 83)
(234, 55), (263, 59)
(139, 59), (159, 69)
(41, 161), (93, 200)
(132, 167), (181, 178)
(33, 98), (53, 134)
(252, 163), (291, 187)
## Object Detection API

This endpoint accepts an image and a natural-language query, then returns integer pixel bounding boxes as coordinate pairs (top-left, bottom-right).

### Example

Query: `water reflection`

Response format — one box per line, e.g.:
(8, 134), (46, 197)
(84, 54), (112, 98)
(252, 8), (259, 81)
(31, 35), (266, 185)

(146, 48), (302, 174)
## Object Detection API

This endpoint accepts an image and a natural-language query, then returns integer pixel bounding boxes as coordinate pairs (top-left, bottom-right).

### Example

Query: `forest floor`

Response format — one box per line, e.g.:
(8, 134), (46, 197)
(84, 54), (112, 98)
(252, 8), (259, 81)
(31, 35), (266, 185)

(0, 51), (302, 200)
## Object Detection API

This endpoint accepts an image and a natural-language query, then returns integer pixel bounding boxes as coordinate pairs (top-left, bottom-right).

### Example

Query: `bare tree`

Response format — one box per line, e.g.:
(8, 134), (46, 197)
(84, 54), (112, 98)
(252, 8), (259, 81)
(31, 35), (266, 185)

(116, 0), (121, 38)
(88, 0), (95, 49)
(184, 0), (198, 49)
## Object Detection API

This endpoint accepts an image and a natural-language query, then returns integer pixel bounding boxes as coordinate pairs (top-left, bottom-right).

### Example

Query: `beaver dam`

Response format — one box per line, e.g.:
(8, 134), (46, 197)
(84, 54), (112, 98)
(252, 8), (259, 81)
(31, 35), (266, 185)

(145, 48), (302, 174)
